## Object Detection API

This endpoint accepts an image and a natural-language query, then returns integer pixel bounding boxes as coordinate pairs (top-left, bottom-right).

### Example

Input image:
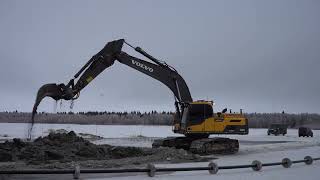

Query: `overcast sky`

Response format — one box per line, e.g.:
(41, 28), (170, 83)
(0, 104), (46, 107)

(0, 0), (319, 113)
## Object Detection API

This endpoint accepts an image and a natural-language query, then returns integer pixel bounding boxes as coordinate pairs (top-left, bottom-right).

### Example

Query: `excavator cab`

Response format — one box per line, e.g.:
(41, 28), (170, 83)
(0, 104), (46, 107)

(174, 101), (213, 134)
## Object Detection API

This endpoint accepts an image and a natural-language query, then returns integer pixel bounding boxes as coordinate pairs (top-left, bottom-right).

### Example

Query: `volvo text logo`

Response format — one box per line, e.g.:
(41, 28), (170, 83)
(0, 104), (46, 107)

(132, 60), (154, 72)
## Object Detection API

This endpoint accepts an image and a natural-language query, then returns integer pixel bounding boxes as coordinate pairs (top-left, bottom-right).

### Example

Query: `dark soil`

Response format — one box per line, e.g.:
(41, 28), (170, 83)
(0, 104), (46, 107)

(0, 131), (203, 169)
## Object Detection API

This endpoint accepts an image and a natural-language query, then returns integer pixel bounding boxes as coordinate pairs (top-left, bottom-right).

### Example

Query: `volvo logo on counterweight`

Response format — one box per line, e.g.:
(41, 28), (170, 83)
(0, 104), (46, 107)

(131, 60), (154, 72)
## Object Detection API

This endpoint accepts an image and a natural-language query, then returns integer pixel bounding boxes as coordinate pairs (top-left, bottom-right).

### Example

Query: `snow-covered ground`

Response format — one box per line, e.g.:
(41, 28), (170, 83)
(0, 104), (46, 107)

(95, 146), (319, 180)
(0, 123), (319, 179)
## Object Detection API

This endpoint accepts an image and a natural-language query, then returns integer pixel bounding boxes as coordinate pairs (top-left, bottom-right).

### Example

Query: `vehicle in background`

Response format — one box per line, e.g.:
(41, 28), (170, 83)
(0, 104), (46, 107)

(298, 127), (313, 137)
(267, 123), (287, 136)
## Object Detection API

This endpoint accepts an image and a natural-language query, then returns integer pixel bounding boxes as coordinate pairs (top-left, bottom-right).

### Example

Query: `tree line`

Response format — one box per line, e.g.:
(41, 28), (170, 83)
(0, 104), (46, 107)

(0, 111), (319, 128)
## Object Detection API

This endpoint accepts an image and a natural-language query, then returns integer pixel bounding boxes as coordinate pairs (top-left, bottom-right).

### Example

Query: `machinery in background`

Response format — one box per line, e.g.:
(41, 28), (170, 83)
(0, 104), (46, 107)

(267, 123), (287, 136)
(299, 127), (313, 137)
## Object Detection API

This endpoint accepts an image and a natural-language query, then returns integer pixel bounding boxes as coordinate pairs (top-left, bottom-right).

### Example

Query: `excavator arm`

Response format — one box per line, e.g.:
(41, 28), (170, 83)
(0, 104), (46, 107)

(116, 52), (192, 102)
(31, 39), (192, 123)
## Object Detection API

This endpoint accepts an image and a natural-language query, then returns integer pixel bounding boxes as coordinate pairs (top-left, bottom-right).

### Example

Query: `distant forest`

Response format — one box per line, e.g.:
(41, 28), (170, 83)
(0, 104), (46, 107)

(0, 111), (319, 129)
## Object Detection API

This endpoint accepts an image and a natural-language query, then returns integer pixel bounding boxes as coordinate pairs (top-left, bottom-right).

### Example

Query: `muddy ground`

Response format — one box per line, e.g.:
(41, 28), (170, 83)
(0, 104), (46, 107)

(0, 131), (205, 170)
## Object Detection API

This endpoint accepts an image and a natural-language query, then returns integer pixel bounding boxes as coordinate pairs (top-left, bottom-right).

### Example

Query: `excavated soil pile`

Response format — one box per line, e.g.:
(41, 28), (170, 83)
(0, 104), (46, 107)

(0, 131), (198, 167)
(0, 131), (151, 164)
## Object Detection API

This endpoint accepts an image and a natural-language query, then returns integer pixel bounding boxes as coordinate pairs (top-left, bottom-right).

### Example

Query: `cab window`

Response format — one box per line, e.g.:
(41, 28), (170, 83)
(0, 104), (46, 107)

(188, 104), (213, 121)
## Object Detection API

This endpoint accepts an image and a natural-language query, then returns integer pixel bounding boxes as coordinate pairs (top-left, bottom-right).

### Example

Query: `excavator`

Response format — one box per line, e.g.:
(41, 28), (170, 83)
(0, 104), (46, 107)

(31, 39), (248, 155)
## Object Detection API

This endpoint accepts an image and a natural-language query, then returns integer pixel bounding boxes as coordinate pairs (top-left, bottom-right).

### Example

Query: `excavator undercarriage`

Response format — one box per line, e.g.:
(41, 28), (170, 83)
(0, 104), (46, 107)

(152, 136), (239, 155)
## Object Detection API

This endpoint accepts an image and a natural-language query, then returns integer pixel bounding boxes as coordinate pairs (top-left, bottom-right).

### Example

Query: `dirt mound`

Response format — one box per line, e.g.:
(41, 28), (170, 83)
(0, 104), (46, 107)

(0, 131), (150, 164)
(45, 129), (103, 140)
(0, 131), (199, 167)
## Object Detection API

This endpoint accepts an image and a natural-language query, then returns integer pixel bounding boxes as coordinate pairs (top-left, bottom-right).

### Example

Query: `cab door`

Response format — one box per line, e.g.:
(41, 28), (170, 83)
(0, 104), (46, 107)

(186, 103), (212, 132)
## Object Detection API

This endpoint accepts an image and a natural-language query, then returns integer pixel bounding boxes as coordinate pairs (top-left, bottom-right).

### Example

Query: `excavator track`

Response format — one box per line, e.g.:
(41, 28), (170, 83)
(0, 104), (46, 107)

(152, 137), (239, 155)
(189, 137), (239, 155)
